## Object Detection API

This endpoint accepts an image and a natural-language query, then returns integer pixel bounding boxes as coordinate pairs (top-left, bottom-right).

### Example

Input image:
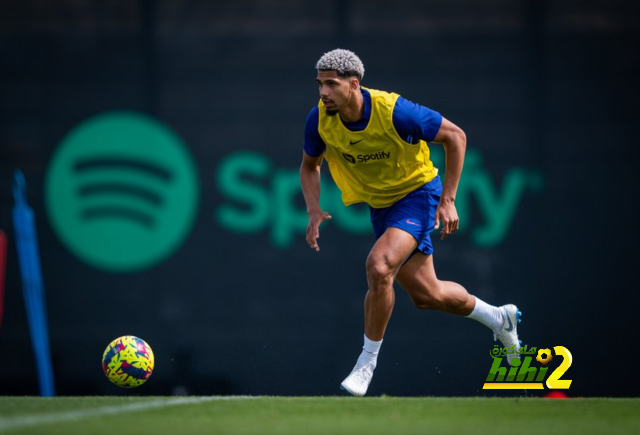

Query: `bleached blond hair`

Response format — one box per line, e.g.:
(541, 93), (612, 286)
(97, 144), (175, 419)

(315, 48), (365, 81)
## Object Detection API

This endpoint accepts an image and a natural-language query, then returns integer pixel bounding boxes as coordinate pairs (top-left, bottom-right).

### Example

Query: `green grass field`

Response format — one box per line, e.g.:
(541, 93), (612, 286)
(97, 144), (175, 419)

(1, 396), (638, 435)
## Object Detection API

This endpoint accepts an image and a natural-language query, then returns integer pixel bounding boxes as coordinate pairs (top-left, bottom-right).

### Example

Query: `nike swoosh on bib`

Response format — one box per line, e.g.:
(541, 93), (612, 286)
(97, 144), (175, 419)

(349, 139), (363, 145)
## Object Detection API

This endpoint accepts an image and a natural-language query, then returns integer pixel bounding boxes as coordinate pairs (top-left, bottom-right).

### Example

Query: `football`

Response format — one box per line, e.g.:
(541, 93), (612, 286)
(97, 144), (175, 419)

(102, 335), (154, 388)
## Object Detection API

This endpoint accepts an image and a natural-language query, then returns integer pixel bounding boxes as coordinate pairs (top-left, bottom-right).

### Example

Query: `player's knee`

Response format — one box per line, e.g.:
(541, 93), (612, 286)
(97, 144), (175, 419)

(365, 256), (394, 289)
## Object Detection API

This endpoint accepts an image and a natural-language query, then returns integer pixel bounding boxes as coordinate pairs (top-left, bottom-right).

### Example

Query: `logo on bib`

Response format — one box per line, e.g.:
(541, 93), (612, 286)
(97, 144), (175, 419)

(342, 153), (356, 164)
(341, 151), (390, 164)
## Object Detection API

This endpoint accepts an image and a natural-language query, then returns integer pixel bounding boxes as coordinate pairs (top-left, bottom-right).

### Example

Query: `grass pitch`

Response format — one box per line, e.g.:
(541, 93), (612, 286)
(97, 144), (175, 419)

(0, 396), (638, 435)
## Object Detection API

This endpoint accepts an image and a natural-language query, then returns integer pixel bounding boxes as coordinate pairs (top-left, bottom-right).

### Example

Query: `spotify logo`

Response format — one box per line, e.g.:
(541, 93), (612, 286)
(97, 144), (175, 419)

(45, 112), (199, 272)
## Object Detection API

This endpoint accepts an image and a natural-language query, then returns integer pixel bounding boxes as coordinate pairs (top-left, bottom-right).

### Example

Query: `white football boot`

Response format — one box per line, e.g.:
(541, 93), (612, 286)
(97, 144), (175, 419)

(340, 361), (375, 396)
(494, 304), (523, 366)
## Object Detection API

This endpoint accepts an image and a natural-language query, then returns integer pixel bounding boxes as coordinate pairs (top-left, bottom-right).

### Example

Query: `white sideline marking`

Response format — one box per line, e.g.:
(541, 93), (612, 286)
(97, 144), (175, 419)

(0, 396), (255, 433)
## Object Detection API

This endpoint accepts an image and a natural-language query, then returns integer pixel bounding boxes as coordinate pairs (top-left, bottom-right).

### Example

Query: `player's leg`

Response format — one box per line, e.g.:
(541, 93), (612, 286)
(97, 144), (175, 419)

(395, 252), (476, 315)
(396, 253), (522, 365)
(364, 227), (417, 341)
(341, 227), (417, 396)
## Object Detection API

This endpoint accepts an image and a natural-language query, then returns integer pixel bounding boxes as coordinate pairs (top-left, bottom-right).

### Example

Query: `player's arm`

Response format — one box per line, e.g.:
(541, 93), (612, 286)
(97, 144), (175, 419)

(300, 151), (332, 252)
(431, 117), (467, 239)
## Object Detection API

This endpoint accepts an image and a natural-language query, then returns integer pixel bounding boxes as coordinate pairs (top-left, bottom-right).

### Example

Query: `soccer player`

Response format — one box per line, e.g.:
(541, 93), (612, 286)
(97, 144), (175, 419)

(300, 49), (522, 396)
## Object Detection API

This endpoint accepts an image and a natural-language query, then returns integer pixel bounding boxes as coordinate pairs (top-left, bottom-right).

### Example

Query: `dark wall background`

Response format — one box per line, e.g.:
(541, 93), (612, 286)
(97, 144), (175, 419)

(1, 0), (638, 396)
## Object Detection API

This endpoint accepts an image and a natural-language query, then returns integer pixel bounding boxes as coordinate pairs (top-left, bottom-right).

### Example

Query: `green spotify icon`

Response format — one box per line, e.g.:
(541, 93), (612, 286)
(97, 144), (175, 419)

(45, 112), (199, 273)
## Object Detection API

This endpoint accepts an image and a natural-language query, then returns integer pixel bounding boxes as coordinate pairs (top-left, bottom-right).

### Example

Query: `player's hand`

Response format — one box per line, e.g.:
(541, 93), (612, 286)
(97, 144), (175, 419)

(434, 201), (459, 240)
(306, 210), (332, 252)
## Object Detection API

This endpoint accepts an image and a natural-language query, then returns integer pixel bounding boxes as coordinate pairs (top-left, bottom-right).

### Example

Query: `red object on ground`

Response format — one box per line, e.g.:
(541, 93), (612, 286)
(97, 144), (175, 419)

(544, 390), (569, 399)
(0, 230), (6, 334)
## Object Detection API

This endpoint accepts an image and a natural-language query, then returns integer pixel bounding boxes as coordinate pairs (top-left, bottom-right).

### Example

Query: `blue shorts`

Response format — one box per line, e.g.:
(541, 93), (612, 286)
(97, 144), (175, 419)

(369, 176), (442, 255)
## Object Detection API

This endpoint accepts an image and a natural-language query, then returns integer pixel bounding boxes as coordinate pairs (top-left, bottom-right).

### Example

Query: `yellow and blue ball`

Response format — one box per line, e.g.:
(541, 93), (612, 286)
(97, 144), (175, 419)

(102, 335), (154, 388)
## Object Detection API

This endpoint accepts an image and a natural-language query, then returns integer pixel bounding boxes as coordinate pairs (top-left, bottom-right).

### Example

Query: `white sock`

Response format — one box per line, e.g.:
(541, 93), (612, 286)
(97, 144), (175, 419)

(466, 296), (504, 332)
(356, 334), (382, 368)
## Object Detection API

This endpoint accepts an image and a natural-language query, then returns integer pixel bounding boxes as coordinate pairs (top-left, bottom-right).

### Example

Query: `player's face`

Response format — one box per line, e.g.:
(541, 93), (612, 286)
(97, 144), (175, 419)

(317, 70), (353, 116)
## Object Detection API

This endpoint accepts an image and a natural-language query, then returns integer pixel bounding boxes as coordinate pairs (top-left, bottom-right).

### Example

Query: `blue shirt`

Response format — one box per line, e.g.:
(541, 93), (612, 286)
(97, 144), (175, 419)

(303, 88), (443, 157)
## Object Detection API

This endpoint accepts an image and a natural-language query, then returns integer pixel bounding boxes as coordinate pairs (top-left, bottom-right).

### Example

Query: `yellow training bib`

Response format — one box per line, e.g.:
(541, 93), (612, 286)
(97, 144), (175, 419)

(318, 88), (438, 208)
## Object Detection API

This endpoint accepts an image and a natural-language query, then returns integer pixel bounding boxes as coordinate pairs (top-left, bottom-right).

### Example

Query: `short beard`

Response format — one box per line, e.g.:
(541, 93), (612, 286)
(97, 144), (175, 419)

(325, 108), (338, 116)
